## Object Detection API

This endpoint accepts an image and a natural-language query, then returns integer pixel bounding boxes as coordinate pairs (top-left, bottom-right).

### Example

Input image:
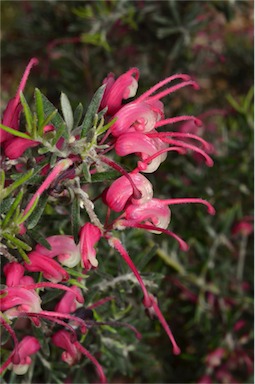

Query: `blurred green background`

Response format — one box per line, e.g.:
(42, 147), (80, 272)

(1, 1), (253, 383)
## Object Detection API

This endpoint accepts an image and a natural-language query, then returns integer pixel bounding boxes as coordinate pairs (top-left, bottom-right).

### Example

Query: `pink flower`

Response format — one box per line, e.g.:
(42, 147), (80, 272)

(35, 235), (80, 267)
(100, 67), (139, 115)
(115, 131), (169, 173)
(124, 198), (171, 231)
(1, 58), (38, 144)
(110, 99), (164, 137)
(3, 137), (40, 159)
(55, 286), (83, 314)
(109, 74), (198, 137)
(79, 223), (101, 270)
(231, 217), (253, 237)
(0, 286), (42, 317)
(52, 330), (81, 366)
(3, 262), (26, 287)
(104, 172), (153, 212)
(10, 336), (41, 375)
(205, 347), (226, 367)
(24, 251), (69, 283)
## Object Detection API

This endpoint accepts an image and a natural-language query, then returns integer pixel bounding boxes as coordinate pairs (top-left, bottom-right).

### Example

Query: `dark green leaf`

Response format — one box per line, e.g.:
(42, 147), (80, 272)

(91, 170), (119, 182)
(26, 193), (48, 229)
(73, 102), (83, 128)
(71, 197), (80, 244)
(28, 228), (52, 250)
(80, 84), (106, 138)
(20, 91), (33, 135)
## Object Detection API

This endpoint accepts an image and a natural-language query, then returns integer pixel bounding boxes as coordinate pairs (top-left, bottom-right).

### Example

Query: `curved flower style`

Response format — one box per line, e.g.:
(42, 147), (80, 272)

(100, 67), (139, 115)
(10, 336), (41, 375)
(104, 172), (153, 212)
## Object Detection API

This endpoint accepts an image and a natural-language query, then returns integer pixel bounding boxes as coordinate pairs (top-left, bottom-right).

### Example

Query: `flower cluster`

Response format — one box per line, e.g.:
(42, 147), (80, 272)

(0, 59), (215, 382)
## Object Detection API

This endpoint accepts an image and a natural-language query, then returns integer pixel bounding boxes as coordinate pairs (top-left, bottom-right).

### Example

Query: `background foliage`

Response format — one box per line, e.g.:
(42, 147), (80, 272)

(1, 1), (253, 383)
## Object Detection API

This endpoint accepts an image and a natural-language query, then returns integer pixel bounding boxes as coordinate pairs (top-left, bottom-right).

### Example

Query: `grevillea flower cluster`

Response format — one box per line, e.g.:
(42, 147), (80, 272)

(0, 58), (215, 382)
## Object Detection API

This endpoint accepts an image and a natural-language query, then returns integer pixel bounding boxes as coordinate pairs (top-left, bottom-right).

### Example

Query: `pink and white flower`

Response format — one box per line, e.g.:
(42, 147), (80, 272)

(10, 336), (41, 375)
(104, 172), (153, 212)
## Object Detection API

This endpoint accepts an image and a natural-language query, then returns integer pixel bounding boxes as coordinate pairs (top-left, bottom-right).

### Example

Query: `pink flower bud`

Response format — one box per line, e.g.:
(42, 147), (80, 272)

(100, 67), (139, 115)
(79, 223), (101, 270)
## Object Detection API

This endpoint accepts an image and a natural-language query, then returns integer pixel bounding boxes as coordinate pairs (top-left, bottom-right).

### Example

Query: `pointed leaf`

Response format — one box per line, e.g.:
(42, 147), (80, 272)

(35, 88), (44, 131)
(60, 92), (74, 131)
(20, 91), (33, 134)
(26, 193), (48, 229)
(0, 123), (31, 140)
(71, 197), (80, 244)
(80, 84), (106, 138)
(28, 228), (51, 250)
(73, 102), (84, 128)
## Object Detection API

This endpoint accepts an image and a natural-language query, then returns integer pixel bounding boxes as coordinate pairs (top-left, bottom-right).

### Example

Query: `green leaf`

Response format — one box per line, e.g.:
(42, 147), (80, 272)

(82, 162), (91, 183)
(1, 189), (24, 229)
(28, 228), (51, 250)
(80, 84), (106, 138)
(17, 247), (30, 263)
(20, 91), (33, 135)
(90, 170), (119, 182)
(41, 109), (58, 130)
(0, 123), (31, 140)
(73, 102), (83, 128)
(71, 197), (80, 244)
(2, 169), (34, 200)
(50, 123), (66, 147)
(17, 195), (39, 225)
(41, 94), (66, 135)
(60, 92), (74, 131)
(96, 117), (117, 136)
(3, 233), (32, 251)
(0, 169), (5, 190)
(0, 196), (13, 215)
(81, 32), (111, 51)
(26, 193), (48, 229)
(35, 88), (44, 132)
